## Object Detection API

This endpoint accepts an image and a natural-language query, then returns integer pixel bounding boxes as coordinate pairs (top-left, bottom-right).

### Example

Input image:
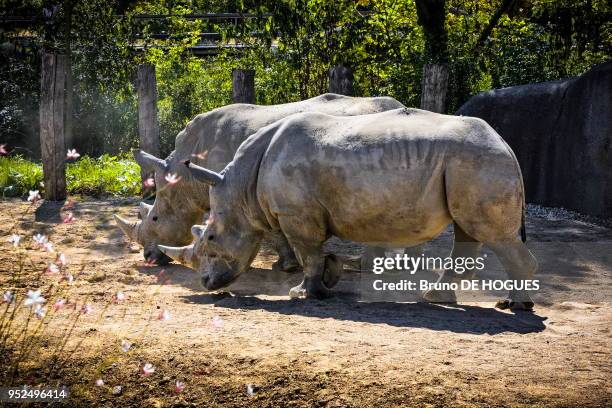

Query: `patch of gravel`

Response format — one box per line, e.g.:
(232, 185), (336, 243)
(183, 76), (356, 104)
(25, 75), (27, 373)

(526, 203), (612, 228)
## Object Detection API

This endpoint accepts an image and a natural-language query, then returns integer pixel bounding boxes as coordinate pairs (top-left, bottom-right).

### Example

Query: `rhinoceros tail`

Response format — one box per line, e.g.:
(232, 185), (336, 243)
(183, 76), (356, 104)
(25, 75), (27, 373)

(499, 137), (527, 243)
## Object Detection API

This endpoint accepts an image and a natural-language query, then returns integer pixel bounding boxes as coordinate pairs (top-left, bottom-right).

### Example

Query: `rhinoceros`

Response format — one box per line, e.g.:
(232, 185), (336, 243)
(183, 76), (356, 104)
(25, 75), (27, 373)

(166, 108), (538, 310)
(114, 93), (405, 266)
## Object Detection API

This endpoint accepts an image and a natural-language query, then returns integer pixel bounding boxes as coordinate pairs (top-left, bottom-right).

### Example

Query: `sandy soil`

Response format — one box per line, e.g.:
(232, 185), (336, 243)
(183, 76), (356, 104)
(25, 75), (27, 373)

(0, 198), (610, 407)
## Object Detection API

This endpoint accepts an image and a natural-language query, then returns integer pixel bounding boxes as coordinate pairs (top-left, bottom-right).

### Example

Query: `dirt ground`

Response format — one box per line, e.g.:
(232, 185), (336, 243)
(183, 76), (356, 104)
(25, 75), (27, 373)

(0, 198), (610, 407)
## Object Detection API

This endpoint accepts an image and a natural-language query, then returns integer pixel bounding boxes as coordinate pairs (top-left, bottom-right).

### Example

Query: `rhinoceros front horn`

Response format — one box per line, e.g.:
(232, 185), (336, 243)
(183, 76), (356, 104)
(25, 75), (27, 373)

(184, 160), (224, 186)
(139, 202), (153, 219)
(114, 214), (139, 242)
(157, 244), (194, 268)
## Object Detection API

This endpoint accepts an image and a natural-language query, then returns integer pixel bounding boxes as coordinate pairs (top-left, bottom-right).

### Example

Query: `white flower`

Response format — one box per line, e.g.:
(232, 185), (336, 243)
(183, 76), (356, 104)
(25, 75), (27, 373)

(113, 291), (126, 302)
(81, 303), (93, 314)
(33, 233), (48, 245)
(8, 234), (21, 247)
(66, 149), (80, 160)
(23, 290), (45, 307)
(157, 309), (171, 321)
(142, 363), (155, 376)
(34, 304), (46, 319)
(42, 242), (54, 252)
(120, 339), (132, 352)
(112, 386), (122, 395)
(246, 384), (255, 396)
(56, 253), (66, 266)
(0, 144), (8, 155)
(46, 263), (59, 274)
(27, 190), (41, 203)
(95, 379), (104, 387)
(2, 291), (13, 303)
(63, 273), (74, 283)
(164, 173), (181, 185)
(211, 315), (224, 329)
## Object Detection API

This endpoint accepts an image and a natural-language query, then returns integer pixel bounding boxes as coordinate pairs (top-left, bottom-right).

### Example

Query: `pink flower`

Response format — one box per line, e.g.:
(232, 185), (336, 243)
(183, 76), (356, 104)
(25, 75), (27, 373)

(27, 190), (41, 203)
(62, 273), (74, 284)
(53, 298), (66, 311)
(211, 315), (224, 329)
(142, 363), (155, 376)
(191, 151), (208, 160)
(46, 263), (59, 274)
(62, 212), (75, 223)
(95, 379), (104, 387)
(42, 242), (54, 253)
(156, 269), (171, 285)
(157, 309), (171, 321)
(144, 258), (156, 267)
(62, 199), (75, 210)
(143, 178), (155, 188)
(205, 213), (215, 225)
(164, 173), (181, 185)
(81, 303), (93, 314)
(112, 291), (126, 303)
(0, 144), (8, 155)
(8, 234), (21, 247)
(66, 149), (80, 160)
(174, 380), (185, 393)
(56, 253), (66, 266)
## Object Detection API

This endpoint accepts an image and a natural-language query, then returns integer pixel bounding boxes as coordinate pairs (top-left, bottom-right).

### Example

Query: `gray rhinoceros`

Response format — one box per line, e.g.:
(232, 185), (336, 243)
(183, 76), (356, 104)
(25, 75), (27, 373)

(168, 108), (538, 310)
(114, 93), (404, 266)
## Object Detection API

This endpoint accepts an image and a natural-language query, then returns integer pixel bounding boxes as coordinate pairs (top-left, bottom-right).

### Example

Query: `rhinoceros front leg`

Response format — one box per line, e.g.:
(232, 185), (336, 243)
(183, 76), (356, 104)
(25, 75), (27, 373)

(277, 215), (332, 299)
(268, 231), (301, 273)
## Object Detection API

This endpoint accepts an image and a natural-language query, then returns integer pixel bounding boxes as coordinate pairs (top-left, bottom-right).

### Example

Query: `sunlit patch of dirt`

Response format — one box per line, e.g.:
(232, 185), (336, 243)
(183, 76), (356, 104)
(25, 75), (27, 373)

(0, 198), (610, 407)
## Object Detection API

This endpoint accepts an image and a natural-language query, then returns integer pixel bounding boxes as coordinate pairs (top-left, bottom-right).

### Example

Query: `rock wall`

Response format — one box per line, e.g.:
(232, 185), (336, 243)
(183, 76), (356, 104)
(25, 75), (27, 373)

(457, 62), (611, 218)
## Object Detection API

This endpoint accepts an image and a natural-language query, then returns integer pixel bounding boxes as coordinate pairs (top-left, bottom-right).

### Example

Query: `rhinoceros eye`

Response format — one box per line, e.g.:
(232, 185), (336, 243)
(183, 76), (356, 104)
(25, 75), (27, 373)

(208, 235), (215, 241)
(152, 216), (158, 222)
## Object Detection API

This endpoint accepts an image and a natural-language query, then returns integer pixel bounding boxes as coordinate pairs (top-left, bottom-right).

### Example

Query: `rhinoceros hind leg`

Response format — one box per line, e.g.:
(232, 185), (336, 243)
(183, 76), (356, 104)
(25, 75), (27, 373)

(423, 223), (482, 304)
(289, 275), (332, 299)
(488, 239), (537, 311)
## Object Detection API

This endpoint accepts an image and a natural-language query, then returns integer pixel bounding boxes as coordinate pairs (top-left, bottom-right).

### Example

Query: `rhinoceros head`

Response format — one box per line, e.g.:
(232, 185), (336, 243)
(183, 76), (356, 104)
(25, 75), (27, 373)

(159, 161), (262, 290)
(114, 150), (202, 265)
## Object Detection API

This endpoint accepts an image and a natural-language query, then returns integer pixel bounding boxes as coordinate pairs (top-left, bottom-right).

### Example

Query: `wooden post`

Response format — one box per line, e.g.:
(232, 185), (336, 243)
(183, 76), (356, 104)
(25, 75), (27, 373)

(39, 53), (67, 201)
(232, 69), (255, 104)
(137, 64), (160, 194)
(420, 63), (449, 113)
(328, 64), (354, 96)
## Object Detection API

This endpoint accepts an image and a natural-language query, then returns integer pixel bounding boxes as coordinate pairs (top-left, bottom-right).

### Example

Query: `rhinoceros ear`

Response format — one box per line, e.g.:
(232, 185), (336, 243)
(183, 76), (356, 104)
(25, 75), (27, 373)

(133, 150), (167, 174)
(191, 224), (206, 239)
(184, 160), (223, 186)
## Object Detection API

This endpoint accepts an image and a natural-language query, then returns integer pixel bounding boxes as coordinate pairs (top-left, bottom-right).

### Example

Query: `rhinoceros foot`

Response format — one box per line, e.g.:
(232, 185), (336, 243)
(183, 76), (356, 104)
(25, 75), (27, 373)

(272, 256), (301, 273)
(495, 299), (535, 311)
(322, 254), (343, 289)
(289, 278), (332, 300)
(422, 288), (457, 304)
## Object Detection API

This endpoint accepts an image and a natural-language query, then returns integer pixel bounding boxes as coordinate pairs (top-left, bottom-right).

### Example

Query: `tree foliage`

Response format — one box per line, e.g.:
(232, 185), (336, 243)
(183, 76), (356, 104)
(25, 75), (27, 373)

(0, 0), (609, 158)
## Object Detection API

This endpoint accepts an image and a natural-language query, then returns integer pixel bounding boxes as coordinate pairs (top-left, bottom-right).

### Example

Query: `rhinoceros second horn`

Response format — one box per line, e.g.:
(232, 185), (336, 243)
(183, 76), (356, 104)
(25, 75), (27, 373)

(114, 214), (139, 241)
(184, 160), (224, 186)
(158, 244), (194, 267)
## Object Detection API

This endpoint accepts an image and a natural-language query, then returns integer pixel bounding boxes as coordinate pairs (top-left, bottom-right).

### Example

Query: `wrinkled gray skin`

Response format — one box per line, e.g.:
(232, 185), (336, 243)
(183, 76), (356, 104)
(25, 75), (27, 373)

(172, 108), (538, 311)
(114, 93), (404, 266)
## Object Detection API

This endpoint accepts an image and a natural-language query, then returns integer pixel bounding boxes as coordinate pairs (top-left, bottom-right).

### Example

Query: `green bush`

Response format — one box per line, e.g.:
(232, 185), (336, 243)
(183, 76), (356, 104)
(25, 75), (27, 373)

(0, 154), (142, 198)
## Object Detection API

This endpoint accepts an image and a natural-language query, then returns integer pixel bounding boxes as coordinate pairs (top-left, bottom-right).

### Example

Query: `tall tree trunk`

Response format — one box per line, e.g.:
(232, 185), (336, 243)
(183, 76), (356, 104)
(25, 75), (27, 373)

(328, 64), (354, 96)
(232, 69), (255, 104)
(64, 0), (74, 150)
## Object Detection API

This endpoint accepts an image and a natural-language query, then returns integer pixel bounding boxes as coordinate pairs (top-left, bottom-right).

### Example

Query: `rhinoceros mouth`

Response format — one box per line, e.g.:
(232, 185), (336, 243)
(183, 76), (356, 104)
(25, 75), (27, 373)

(200, 259), (241, 290)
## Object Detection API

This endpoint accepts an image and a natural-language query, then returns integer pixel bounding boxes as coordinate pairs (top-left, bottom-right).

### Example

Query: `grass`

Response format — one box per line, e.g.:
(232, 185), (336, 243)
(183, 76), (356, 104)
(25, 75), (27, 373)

(0, 154), (142, 198)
